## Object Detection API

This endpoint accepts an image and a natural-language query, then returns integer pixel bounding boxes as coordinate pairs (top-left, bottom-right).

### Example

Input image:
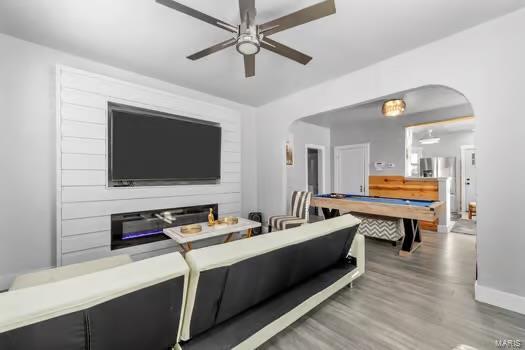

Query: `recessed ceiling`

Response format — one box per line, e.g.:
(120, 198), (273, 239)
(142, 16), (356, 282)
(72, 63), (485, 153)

(301, 85), (472, 127)
(411, 118), (476, 138)
(0, 0), (523, 106)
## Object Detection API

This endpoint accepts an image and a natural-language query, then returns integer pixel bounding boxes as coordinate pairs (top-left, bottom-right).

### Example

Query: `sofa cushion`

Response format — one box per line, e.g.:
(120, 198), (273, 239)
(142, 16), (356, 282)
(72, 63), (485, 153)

(181, 259), (358, 350)
(10, 254), (132, 290)
(182, 214), (360, 340)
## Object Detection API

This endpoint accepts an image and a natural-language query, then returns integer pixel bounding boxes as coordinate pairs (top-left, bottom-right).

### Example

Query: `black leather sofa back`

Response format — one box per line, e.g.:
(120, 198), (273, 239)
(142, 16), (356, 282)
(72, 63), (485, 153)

(0, 277), (185, 350)
(0, 253), (188, 350)
(185, 222), (358, 339)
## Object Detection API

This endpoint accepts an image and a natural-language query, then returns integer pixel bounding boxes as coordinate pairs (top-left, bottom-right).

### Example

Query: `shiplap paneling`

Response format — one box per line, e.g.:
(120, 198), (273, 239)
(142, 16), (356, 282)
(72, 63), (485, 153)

(62, 193), (241, 219)
(62, 103), (105, 124)
(62, 170), (106, 186)
(61, 231), (109, 253)
(62, 246), (110, 266)
(62, 183), (240, 203)
(62, 120), (106, 139)
(62, 137), (105, 155)
(62, 154), (106, 170)
(57, 66), (242, 266)
(62, 216), (110, 236)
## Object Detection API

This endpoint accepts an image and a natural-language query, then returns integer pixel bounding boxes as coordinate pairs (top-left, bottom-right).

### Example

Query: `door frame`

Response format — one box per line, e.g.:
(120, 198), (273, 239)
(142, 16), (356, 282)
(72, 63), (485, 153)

(460, 145), (476, 212)
(334, 143), (370, 195)
(304, 144), (326, 194)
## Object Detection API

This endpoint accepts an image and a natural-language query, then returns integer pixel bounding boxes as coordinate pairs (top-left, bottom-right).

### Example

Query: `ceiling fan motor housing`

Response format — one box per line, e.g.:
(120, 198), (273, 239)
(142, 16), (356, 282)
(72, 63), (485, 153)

(236, 32), (260, 56)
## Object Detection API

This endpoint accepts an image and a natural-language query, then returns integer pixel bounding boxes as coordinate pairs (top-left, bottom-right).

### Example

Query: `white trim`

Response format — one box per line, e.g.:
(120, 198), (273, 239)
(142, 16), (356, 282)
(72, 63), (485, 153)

(475, 282), (525, 315)
(334, 143), (370, 195)
(56, 66), (63, 266)
(460, 145), (476, 212)
(304, 144), (326, 194)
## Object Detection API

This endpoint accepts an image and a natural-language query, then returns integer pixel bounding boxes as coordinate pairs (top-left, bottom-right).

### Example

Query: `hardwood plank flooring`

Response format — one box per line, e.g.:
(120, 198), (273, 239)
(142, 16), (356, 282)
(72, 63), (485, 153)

(260, 232), (525, 350)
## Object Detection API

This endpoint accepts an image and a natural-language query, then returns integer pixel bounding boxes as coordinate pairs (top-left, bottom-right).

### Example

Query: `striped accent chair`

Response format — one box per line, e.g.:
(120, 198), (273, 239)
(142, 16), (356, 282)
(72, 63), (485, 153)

(268, 191), (312, 232)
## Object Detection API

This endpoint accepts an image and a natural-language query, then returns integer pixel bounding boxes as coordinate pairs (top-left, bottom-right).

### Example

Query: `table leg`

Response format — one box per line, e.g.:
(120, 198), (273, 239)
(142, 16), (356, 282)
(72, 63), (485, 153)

(224, 233), (234, 243)
(246, 228), (253, 238)
(399, 219), (422, 257)
(321, 208), (340, 219)
(181, 242), (192, 253)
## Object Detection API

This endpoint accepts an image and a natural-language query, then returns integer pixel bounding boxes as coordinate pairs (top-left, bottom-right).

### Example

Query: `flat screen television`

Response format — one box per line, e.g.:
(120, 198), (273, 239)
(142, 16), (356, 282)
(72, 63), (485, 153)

(108, 103), (221, 186)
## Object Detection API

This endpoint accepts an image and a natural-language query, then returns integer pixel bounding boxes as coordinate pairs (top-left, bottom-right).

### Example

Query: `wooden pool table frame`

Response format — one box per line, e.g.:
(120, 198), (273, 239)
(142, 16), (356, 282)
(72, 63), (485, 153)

(310, 195), (444, 256)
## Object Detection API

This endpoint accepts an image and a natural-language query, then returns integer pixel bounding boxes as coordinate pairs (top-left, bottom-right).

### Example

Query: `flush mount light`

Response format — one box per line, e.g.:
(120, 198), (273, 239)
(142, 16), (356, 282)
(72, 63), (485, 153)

(419, 129), (441, 144)
(382, 99), (406, 117)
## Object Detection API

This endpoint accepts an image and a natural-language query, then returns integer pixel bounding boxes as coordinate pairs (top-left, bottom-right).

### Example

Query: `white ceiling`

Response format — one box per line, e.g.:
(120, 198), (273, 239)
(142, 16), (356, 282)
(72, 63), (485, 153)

(0, 0), (523, 106)
(301, 85), (472, 127)
(412, 118), (476, 138)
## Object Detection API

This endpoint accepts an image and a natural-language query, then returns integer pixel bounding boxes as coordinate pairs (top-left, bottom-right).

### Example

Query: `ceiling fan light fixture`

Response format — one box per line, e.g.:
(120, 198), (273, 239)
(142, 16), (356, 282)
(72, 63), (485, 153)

(382, 99), (406, 117)
(419, 129), (440, 144)
(236, 34), (260, 56)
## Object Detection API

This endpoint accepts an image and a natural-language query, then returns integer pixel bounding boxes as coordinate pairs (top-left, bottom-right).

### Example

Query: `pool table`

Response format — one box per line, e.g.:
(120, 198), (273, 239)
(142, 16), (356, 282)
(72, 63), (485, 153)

(310, 193), (444, 256)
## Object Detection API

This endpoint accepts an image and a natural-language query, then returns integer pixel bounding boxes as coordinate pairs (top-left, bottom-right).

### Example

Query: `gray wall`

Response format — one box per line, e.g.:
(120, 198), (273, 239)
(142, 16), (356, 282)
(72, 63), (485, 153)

(0, 33), (256, 289)
(286, 121), (331, 207)
(331, 118), (405, 176)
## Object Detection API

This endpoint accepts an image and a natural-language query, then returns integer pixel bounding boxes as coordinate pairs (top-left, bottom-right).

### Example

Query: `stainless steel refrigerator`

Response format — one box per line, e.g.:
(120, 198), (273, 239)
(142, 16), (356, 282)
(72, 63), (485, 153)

(420, 157), (457, 211)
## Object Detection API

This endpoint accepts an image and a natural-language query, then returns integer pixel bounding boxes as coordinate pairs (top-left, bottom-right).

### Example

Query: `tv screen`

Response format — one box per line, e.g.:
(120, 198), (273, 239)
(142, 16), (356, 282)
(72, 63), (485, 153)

(108, 103), (221, 185)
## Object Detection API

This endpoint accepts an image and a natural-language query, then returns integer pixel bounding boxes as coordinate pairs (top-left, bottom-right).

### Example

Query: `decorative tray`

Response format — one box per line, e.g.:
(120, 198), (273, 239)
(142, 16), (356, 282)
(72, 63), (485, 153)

(209, 216), (239, 226)
(180, 224), (202, 235)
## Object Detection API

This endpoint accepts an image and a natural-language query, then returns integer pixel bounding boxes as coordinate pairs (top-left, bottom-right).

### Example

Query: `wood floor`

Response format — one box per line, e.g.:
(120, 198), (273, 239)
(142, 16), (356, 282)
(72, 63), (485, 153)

(260, 231), (525, 350)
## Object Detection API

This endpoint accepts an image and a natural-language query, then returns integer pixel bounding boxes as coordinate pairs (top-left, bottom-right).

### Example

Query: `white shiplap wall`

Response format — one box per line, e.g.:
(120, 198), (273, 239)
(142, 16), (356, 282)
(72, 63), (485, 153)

(56, 66), (242, 266)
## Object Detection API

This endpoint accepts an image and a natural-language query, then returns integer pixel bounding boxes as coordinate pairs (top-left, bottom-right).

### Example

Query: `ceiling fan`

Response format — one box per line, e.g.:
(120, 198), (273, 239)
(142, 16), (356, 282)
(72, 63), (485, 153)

(156, 0), (336, 78)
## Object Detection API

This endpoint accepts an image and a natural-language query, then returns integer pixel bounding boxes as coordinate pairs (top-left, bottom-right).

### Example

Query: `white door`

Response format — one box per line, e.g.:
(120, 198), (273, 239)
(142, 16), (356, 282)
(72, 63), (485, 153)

(464, 149), (477, 206)
(335, 144), (368, 195)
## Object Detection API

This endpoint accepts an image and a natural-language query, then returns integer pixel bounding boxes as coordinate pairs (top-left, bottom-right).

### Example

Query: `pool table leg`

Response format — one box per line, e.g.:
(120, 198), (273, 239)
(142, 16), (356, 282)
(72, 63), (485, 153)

(399, 219), (422, 257)
(321, 208), (340, 219)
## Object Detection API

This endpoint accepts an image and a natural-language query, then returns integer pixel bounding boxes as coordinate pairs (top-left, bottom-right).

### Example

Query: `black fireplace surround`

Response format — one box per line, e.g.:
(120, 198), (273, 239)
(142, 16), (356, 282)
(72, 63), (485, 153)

(111, 204), (218, 250)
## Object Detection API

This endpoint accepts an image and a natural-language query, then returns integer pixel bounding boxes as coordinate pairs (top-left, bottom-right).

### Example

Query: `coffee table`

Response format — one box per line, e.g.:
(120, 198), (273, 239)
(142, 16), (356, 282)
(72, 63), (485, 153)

(163, 217), (261, 252)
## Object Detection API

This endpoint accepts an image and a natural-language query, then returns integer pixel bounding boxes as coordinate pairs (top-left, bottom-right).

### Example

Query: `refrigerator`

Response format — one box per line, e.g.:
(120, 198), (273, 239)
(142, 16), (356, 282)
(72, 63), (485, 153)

(420, 157), (457, 211)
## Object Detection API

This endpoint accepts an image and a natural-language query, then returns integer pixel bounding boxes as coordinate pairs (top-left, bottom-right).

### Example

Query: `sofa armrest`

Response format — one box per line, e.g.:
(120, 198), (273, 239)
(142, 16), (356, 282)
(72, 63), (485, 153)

(348, 233), (365, 276)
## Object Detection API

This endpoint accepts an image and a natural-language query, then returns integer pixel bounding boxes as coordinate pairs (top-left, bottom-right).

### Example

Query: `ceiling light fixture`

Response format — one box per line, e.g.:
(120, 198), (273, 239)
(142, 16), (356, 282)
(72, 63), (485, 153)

(419, 129), (440, 144)
(236, 34), (261, 56)
(382, 99), (406, 117)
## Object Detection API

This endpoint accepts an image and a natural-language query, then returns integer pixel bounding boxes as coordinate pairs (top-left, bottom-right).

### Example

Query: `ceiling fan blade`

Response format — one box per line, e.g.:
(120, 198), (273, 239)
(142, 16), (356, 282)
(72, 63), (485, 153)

(239, 0), (256, 25)
(261, 38), (312, 65)
(259, 0), (335, 36)
(156, 0), (238, 33)
(187, 38), (237, 60)
(244, 54), (255, 78)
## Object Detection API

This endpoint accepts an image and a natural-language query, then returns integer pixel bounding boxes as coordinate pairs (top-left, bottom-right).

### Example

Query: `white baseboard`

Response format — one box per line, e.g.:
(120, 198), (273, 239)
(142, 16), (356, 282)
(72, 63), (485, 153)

(475, 282), (525, 315)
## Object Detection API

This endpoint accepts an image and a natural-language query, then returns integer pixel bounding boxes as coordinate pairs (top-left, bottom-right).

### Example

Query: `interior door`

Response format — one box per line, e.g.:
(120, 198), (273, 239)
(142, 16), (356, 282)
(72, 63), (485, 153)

(335, 145), (367, 195)
(465, 149), (477, 206)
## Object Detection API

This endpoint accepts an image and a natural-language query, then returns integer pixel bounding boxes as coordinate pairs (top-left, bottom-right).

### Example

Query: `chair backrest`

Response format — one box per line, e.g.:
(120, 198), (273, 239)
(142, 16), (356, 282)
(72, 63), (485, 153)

(0, 253), (189, 350)
(181, 215), (360, 341)
(290, 191), (312, 220)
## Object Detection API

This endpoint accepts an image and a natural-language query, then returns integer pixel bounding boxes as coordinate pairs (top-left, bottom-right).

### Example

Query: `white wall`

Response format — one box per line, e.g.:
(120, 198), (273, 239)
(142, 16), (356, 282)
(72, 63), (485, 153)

(256, 9), (525, 313)
(286, 121), (331, 207)
(0, 33), (257, 289)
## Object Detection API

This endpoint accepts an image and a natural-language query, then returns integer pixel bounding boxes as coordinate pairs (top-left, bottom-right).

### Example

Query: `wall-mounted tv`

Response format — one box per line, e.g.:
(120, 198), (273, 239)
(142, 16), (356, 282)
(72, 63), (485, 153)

(108, 103), (221, 187)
